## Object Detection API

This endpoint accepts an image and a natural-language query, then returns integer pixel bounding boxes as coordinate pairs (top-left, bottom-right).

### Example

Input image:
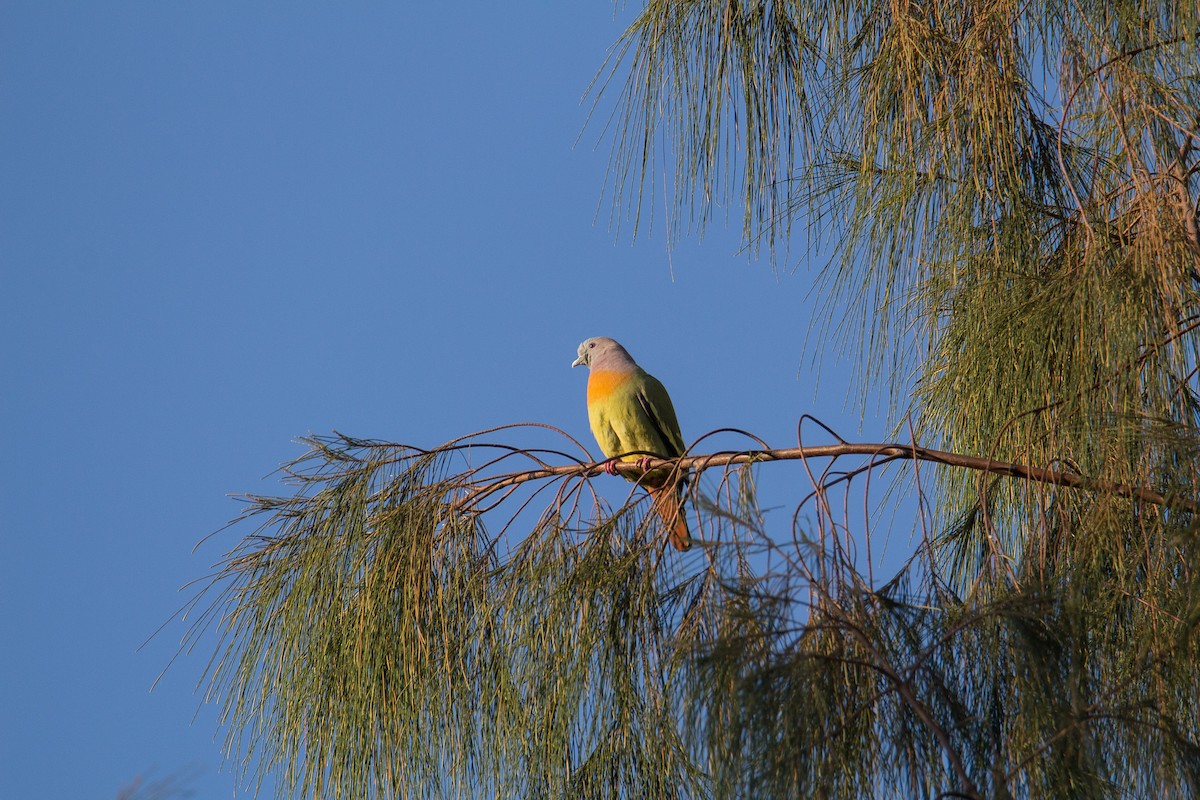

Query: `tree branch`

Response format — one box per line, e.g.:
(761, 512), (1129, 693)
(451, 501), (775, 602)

(454, 439), (1199, 515)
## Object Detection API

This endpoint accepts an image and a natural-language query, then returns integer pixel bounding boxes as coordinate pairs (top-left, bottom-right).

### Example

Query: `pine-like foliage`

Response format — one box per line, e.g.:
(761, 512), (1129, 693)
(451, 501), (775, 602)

(186, 2), (1200, 798)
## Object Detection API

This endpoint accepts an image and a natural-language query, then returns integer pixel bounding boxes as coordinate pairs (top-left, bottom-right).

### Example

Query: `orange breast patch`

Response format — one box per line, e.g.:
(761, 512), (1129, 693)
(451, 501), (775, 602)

(587, 369), (629, 405)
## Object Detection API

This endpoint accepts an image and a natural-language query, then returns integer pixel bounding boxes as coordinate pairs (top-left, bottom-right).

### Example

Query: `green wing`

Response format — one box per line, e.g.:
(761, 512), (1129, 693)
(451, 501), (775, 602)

(635, 372), (685, 458)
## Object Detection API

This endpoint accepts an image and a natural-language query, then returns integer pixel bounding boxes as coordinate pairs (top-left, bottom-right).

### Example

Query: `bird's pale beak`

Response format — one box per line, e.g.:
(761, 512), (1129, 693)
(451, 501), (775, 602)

(571, 355), (586, 368)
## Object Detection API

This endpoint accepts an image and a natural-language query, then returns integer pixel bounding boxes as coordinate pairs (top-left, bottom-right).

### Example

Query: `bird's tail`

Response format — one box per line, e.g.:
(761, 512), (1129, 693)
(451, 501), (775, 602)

(650, 484), (691, 551)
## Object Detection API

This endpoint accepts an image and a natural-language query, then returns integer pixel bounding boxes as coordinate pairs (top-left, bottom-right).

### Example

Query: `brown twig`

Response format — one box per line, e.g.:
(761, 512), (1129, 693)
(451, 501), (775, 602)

(454, 441), (1198, 515)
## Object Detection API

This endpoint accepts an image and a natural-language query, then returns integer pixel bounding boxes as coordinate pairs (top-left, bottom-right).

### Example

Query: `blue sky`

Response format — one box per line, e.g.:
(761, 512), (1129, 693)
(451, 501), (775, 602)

(1, 4), (881, 798)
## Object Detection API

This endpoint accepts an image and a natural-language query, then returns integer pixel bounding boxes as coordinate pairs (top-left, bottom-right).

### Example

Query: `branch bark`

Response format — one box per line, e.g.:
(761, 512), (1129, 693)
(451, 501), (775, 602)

(458, 441), (1199, 514)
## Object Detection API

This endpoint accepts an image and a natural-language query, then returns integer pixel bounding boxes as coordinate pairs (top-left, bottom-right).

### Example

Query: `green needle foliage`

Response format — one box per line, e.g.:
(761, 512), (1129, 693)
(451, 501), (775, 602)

(190, 433), (769, 799)
(588, 0), (1200, 795)
(188, 429), (1200, 798)
(186, 2), (1200, 798)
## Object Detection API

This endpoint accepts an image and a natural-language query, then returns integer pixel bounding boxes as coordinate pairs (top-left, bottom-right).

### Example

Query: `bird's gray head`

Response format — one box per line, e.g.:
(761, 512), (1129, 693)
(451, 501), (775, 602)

(571, 337), (635, 370)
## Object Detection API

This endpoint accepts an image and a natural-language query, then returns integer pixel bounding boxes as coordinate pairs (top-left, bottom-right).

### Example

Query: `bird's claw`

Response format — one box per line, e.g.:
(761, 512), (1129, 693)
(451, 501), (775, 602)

(603, 459), (620, 476)
(636, 456), (653, 471)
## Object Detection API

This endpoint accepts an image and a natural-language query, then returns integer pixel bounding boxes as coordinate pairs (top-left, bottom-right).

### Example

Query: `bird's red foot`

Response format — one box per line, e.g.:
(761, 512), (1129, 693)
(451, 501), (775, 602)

(603, 459), (620, 476)
(636, 456), (654, 471)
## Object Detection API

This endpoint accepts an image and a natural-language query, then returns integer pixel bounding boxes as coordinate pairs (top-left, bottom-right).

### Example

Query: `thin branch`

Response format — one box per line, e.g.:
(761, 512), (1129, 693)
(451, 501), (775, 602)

(453, 439), (1199, 515)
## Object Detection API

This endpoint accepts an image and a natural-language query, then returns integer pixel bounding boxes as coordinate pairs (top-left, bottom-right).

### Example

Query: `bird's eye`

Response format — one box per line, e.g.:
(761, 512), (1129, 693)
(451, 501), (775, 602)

(589, 342), (595, 349)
